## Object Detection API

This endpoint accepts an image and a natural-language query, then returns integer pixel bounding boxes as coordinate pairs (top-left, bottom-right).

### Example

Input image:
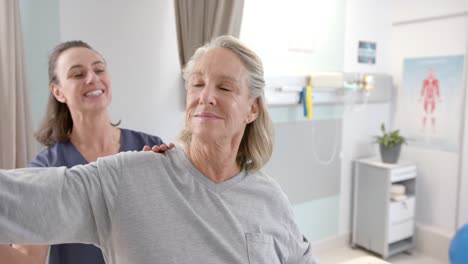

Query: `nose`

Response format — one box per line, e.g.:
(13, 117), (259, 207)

(198, 85), (216, 106)
(85, 71), (99, 84)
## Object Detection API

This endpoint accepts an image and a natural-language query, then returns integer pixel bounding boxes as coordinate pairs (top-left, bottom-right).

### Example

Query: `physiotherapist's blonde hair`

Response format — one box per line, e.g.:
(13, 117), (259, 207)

(179, 35), (274, 172)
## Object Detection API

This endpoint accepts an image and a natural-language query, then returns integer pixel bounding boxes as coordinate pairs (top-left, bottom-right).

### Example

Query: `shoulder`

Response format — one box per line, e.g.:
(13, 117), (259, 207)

(28, 143), (66, 167)
(120, 128), (164, 148)
(114, 148), (175, 169)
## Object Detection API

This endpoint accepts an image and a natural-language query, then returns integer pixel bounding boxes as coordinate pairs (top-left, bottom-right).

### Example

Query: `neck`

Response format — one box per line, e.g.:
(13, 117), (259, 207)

(187, 136), (242, 183)
(69, 111), (120, 152)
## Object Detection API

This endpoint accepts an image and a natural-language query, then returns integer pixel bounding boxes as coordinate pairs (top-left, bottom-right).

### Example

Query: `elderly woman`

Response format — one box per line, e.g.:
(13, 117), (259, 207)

(0, 36), (316, 264)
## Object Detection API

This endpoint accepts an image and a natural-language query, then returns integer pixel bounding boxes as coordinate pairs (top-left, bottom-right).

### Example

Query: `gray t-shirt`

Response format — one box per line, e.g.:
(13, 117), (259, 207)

(0, 147), (317, 264)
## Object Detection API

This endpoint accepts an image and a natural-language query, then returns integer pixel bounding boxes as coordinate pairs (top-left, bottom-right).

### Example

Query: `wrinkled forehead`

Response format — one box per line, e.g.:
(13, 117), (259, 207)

(191, 48), (248, 83)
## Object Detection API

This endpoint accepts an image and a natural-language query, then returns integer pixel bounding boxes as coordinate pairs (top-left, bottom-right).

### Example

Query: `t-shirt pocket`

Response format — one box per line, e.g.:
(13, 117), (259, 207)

(245, 232), (281, 264)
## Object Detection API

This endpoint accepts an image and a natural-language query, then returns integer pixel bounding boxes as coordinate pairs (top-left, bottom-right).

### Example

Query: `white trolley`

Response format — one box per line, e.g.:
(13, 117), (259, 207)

(351, 158), (416, 258)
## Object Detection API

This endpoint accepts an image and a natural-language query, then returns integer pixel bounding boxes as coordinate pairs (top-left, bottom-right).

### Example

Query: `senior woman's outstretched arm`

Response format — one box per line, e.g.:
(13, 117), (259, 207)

(0, 154), (122, 245)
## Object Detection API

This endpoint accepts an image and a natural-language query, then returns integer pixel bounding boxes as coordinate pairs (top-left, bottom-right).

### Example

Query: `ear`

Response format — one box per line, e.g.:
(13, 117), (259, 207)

(50, 84), (66, 103)
(246, 97), (260, 124)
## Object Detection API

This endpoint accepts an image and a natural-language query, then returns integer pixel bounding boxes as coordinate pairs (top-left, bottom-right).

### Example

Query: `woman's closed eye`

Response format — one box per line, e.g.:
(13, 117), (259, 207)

(219, 86), (231, 92)
(218, 82), (235, 92)
(192, 83), (204, 88)
(72, 73), (84, 79)
(94, 69), (105, 74)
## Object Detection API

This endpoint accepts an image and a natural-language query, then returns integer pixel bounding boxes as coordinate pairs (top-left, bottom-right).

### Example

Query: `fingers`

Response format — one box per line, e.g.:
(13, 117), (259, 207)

(151, 145), (160, 152)
(152, 144), (167, 152)
(148, 143), (175, 153)
(143, 145), (150, 151)
(158, 144), (168, 152)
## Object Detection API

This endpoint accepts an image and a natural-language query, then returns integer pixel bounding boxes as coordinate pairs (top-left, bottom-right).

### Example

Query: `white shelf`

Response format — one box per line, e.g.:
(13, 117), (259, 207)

(357, 157), (415, 170)
(389, 238), (413, 256)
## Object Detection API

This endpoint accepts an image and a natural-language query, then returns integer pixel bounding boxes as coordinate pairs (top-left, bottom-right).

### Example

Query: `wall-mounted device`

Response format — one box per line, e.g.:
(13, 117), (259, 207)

(265, 73), (393, 106)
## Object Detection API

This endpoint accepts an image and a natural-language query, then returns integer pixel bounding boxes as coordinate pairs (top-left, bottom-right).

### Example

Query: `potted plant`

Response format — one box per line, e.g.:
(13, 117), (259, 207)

(375, 123), (407, 164)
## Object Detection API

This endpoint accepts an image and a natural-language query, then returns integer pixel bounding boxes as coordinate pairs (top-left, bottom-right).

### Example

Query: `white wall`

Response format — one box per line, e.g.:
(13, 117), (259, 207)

(241, 0), (345, 76)
(343, 0), (393, 73)
(392, 0), (468, 234)
(337, 0), (394, 236)
(19, 0), (60, 132)
(393, 0), (468, 23)
(459, 51), (468, 228)
(59, 0), (185, 142)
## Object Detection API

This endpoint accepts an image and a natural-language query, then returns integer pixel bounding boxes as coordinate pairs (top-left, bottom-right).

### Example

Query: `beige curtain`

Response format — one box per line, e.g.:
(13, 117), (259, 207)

(0, 0), (34, 169)
(174, 0), (245, 67)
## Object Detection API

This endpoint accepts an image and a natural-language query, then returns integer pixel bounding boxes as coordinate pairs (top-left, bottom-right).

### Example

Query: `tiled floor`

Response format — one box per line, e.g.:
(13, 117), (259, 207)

(314, 246), (447, 264)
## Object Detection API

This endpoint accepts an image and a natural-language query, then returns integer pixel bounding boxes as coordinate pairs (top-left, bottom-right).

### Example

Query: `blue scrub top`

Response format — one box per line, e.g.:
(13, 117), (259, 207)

(28, 128), (164, 264)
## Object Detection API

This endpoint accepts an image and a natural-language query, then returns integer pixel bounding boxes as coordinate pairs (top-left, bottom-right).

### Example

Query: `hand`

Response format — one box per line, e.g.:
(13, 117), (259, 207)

(142, 143), (175, 153)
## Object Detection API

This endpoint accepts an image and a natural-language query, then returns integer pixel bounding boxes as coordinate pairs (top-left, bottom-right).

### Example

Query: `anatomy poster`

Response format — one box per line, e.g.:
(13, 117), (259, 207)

(397, 55), (465, 152)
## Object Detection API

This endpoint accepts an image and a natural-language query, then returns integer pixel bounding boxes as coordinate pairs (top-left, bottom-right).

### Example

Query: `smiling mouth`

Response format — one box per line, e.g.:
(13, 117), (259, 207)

(194, 113), (221, 119)
(85, 90), (104, 97)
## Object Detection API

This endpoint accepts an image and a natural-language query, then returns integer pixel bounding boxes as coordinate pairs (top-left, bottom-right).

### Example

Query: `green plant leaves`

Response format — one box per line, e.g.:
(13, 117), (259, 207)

(375, 123), (407, 147)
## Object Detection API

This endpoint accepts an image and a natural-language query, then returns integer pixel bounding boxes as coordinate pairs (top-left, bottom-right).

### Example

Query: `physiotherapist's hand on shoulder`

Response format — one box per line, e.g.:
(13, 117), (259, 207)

(142, 143), (175, 153)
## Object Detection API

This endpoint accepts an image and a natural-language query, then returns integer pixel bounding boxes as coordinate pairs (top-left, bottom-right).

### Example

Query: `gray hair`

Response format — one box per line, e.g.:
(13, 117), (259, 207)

(179, 35), (274, 172)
